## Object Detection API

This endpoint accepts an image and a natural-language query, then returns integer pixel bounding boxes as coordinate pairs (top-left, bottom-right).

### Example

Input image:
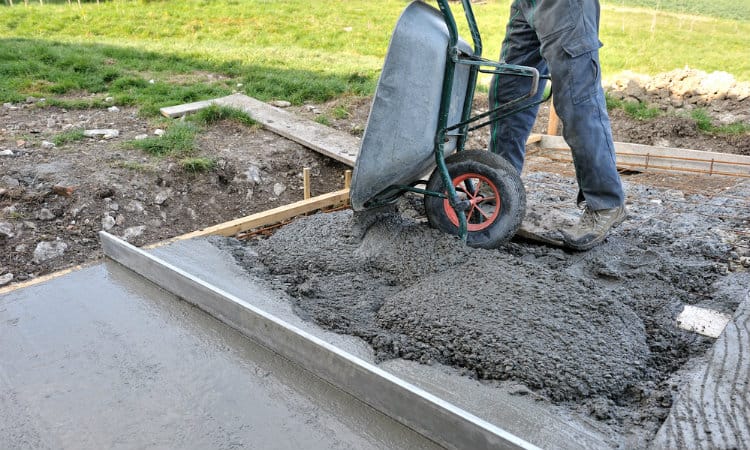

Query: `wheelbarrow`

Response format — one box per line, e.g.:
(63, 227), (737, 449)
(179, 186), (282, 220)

(349, 0), (550, 248)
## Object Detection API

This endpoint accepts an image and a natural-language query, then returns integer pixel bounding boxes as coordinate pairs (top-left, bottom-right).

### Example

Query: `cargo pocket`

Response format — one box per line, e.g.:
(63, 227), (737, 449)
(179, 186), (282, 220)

(562, 36), (603, 105)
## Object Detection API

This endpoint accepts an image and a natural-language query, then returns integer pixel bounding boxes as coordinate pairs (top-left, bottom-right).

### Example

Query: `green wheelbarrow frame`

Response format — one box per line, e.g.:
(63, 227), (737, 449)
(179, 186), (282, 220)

(353, 0), (551, 242)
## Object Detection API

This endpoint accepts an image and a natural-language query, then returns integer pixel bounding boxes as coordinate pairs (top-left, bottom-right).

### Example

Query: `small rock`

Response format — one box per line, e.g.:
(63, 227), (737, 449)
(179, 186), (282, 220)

(2, 176), (20, 187)
(153, 129), (165, 136)
(0, 273), (13, 286)
(23, 221), (37, 230)
(273, 182), (286, 196)
(0, 222), (14, 239)
(0, 149), (13, 157)
(270, 100), (291, 108)
(105, 199), (120, 211)
(101, 214), (116, 231)
(115, 214), (125, 226)
(15, 244), (27, 253)
(36, 208), (56, 221)
(46, 118), (56, 128)
(134, 134), (148, 140)
(107, 106), (120, 112)
(105, 97), (114, 103)
(125, 200), (144, 214)
(41, 141), (56, 149)
(121, 225), (146, 242)
(3, 102), (18, 110)
(25, 96), (37, 104)
(154, 190), (171, 205)
(245, 165), (262, 185)
(32, 240), (68, 263)
(83, 129), (119, 139)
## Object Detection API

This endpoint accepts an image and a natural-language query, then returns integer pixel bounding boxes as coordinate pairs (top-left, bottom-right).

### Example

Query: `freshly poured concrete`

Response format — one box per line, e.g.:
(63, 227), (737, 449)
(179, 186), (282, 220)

(149, 238), (612, 450)
(0, 262), (440, 450)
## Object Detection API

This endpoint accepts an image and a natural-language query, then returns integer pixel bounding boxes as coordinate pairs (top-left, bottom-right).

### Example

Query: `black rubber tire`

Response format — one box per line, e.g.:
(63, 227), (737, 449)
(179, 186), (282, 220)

(424, 150), (526, 249)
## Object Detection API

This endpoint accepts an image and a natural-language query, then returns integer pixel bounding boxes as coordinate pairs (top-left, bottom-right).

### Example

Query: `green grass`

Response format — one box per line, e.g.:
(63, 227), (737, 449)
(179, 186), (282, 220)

(128, 122), (197, 156)
(0, 0), (747, 117)
(314, 115), (331, 126)
(192, 105), (256, 127)
(52, 127), (85, 146)
(181, 157), (216, 173)
(332, 106), (350, 120)
(605, 0), (750, 21)
(126, 105), (257, 161)
(606, 95), (662, 120)
(690, 109), (750, 134)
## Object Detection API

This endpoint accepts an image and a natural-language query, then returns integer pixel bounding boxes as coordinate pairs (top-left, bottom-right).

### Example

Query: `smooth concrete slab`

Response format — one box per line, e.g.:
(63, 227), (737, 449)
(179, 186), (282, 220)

(0, 262), (441, 450)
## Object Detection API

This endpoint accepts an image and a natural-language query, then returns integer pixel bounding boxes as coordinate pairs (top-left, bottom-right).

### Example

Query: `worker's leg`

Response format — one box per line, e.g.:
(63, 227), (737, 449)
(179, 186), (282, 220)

(488, 1), (547, 174)
(534, 0), (624, 210)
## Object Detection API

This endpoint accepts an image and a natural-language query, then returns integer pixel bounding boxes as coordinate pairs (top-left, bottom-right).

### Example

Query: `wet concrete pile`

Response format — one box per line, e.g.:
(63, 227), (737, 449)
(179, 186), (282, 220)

(218, 173), (749, 441)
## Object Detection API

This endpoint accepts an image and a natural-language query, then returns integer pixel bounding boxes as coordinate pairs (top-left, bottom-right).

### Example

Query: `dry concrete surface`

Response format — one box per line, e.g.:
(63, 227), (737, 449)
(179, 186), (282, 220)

(212, 171), (750, 448)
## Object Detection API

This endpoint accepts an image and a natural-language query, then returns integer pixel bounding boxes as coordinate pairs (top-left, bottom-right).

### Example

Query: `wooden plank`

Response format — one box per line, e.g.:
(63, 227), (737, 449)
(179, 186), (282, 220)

(100, 232), (539, 450)
(160, 98), (218, 118)
(653, 293), (750, 449)
(546, 101), (560, 136)
(526, 134), (542, 144)
(216, 94), (359, 166)
(160, 94), (360, 166)
(0, 263), (92, 295)
(537, 134), (750, 177)
(303, 167), (311, 200)
(150, 189), (350, 245)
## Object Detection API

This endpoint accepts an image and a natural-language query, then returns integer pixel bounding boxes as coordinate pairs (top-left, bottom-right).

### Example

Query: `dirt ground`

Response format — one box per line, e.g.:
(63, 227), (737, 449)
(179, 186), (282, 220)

(0, 85), (748, 288)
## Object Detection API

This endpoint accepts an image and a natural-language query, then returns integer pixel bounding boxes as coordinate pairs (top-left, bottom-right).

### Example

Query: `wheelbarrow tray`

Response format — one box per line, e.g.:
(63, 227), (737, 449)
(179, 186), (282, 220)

(350, 1), (473, 211)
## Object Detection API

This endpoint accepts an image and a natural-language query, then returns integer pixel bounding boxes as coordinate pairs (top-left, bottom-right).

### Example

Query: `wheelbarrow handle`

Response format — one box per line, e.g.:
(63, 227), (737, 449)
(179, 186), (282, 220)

(436, 0), (483, 58)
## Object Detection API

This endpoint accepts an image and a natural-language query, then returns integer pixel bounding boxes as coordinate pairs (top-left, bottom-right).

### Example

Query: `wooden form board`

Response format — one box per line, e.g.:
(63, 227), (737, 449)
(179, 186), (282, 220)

(148, 188), (350, 247)
(537, 134), (750, 178)
(161, 94), (360, 167)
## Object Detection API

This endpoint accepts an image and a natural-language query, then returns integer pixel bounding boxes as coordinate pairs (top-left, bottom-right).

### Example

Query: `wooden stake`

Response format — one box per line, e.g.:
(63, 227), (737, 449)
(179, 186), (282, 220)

(547, 98), (560, 136)
(303, 167), (311, 200)
(344, 170), (352, 189)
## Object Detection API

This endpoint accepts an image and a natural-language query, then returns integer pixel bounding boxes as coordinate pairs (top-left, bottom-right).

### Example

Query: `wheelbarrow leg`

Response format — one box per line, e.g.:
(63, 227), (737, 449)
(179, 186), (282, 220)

(435, 142), (469, 243)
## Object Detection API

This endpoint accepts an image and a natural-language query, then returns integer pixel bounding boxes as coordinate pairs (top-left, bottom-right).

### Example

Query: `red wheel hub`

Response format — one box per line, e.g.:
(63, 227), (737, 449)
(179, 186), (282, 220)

(443, 173), (501, 231)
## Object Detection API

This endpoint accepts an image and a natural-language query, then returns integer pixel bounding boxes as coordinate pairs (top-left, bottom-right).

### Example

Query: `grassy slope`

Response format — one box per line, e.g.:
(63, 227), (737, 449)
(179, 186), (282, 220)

(0, 0), (748, 111)
(605, 0), (750, 21)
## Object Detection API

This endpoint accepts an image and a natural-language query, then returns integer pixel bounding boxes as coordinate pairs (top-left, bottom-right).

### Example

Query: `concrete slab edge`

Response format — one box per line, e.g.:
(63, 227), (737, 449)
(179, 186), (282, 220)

(99, 231), (540, 450)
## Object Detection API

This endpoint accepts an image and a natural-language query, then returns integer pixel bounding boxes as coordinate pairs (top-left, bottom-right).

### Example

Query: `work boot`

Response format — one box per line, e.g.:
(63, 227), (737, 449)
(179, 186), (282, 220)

(561, 204), (627, 251)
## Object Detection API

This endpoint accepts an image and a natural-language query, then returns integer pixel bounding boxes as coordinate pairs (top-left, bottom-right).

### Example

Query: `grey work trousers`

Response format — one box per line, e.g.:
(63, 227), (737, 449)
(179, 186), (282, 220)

(489, 0), (625, 210)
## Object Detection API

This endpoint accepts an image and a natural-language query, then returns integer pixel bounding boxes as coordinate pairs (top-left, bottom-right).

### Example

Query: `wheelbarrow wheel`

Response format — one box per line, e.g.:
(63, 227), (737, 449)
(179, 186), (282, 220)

(424, 150), (526, 249)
